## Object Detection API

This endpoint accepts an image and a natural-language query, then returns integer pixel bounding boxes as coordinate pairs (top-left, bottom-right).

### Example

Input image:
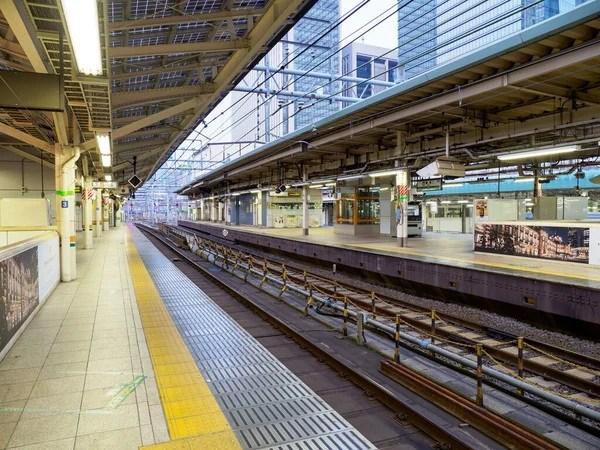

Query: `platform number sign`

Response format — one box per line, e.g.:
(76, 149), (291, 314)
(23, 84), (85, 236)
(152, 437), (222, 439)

(61, 200), (68, 208)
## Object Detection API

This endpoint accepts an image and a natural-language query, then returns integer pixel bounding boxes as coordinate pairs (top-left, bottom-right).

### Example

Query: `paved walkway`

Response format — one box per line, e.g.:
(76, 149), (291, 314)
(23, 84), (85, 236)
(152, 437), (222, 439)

(0, 227), (168, 449)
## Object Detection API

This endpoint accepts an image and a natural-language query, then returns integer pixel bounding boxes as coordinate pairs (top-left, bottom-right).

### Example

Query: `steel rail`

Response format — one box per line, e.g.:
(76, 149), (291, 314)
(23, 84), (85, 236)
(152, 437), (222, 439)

(137, 224), (478, 450)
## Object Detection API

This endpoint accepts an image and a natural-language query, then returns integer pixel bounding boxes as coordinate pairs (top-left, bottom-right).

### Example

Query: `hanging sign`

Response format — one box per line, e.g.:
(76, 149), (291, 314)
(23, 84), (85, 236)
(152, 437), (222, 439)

(92, 181), (117, 189)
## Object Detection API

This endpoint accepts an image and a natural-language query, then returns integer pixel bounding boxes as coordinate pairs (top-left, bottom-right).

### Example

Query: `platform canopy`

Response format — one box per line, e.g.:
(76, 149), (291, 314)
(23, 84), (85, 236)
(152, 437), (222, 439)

(0, 0), (316, 184)
(179, 1), (600, 196)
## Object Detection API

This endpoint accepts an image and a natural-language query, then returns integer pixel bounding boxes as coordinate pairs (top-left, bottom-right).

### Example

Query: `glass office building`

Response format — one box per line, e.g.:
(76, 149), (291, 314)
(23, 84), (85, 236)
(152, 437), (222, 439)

(292, 0), (340, 130)
(398, 0), (581, 79)
(397, 0), (437, 79)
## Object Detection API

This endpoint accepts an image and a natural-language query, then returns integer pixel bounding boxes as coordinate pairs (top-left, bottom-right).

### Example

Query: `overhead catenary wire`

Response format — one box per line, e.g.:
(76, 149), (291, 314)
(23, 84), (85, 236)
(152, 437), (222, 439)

(152, 0), (413, 188)
(181, 57), (600, 194)
(143, 0), (579, 192)
(142, 0), (401, 188)
(204, 0), (543, 168)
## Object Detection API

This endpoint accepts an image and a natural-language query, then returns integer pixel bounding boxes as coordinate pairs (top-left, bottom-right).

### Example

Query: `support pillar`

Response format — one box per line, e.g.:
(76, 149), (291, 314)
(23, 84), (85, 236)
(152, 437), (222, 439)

(396, 168), (409, 247)
(225, 194), (231, 225)
(302, 185), (309, 236)
(55, 145), (80, 282)
(302, 169), (309, 236)
(95, 188), (103, 237)
(235, 196), (240, 225)
(102, 196), (109, 231)
(83, 177), (93, 249)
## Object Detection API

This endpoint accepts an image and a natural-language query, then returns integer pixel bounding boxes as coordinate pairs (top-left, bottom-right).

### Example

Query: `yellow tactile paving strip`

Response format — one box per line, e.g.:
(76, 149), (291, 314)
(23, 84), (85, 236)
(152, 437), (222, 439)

(125, 229), (242, 450)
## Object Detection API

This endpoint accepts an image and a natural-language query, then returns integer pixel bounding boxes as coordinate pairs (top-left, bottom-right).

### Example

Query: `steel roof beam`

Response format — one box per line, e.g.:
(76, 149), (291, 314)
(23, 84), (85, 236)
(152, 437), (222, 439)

(112, 98), (200, 140)
(146, 0), (308, 178)
(516, 83), (600, 104)
(110, 40), (250, 59)
(111, 61), (221, 81)
(112, 84), (216, 109)
(108, 8), (265, 31)
(0, 122), (54, 153)
(114, 138), (169, 154)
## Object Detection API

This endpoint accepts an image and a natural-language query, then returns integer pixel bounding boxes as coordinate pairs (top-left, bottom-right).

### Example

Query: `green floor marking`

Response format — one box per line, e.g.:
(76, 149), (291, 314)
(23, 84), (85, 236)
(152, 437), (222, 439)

(107, 375), (147, 409)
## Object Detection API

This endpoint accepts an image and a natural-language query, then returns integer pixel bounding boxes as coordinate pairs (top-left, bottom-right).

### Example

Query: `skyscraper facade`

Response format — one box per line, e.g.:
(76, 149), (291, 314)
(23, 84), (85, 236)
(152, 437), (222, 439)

(291, 0), (341, 130)
(398, 0), (580, 79)
(397, 0), (437, 79)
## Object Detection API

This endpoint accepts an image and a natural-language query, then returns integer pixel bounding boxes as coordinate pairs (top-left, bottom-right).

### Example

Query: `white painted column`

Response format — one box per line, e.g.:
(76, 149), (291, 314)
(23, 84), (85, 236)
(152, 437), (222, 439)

(396, 169), (409, 247)
(302, 185), (309, 236)
(55, 146), (80, 282)
(102, 195), (109, 231)
(83, 177), (93, 249)
(225, 196), (231, 225)
(95, 189), (103, 237)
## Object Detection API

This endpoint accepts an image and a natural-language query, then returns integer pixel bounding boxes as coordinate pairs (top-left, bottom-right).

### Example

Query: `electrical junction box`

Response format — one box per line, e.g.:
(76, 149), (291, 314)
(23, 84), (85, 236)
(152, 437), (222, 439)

(417, 157), (465, 179)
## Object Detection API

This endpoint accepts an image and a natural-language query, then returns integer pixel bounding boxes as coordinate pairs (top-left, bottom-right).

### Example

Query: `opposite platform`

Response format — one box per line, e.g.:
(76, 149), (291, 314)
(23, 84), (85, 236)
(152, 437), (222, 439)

(128, 224), (376, 449)
(179, 220), (600, 330)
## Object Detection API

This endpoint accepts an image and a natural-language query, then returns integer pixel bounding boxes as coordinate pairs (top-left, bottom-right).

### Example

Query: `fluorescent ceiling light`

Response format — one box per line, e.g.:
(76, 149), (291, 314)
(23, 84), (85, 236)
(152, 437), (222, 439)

(250, 190), (261, 194)
(338, 174), (364, 181)
(380, 187), (389, 191)
(62, 0), (103, 76)
(441, 200), (451, 204)
(457, 200), (469, 203)
(370, 170), (399, 178)
(515, 177), (534, 182)
(309, 184), (323, 188)
(96, 134), (111, 155)
(231, 193), (240, 196)
(324, 183), (335, 187)
(497, 145), (581, 161)
(466, 204), (474, 207)
(101, 155), (111, 167)
(104, 174), (112, 181)
(426, 201), (437, 205)
(444, 183), (463, 187)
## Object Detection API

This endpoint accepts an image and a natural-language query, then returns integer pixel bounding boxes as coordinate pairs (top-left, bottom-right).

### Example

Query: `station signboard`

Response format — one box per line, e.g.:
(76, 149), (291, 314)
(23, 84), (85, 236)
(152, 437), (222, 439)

(92, 181), (117, 189)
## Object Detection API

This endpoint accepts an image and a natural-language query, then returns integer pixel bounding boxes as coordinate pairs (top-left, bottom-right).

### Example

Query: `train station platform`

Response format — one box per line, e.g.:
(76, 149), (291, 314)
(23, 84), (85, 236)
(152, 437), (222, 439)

(180, 221), (600, 289)
(179, 220), (600, 331)
(0, 226), (375, 449)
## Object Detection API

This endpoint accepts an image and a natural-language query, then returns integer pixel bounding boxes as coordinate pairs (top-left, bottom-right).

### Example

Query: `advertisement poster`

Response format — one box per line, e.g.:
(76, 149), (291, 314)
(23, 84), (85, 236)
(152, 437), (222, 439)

(0, 247), (40, 351)
(38, 237), (60, 301)
(475, 199), (488, 221)
(474, 223), (591, 264)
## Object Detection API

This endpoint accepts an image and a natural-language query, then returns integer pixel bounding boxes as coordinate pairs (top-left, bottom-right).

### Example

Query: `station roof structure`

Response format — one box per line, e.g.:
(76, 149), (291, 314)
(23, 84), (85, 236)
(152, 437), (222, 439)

(0, 0), (317, 184)
(179, 2), (600, 196)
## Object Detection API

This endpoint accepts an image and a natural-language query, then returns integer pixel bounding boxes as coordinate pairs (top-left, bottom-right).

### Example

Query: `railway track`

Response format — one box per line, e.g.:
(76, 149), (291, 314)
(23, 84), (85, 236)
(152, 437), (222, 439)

(170, 223), (600, 406)
(138, 223), (570, 450)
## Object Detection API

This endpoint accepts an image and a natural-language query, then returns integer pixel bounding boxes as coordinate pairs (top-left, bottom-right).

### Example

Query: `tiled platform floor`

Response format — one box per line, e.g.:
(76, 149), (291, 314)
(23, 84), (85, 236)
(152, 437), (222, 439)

(0, 227), (169, 449)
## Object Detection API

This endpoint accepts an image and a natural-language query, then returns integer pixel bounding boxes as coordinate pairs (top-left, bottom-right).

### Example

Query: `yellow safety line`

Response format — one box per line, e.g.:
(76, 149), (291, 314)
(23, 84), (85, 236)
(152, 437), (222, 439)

(124, 227), (241, 450)
(342, 242), (600, 283)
